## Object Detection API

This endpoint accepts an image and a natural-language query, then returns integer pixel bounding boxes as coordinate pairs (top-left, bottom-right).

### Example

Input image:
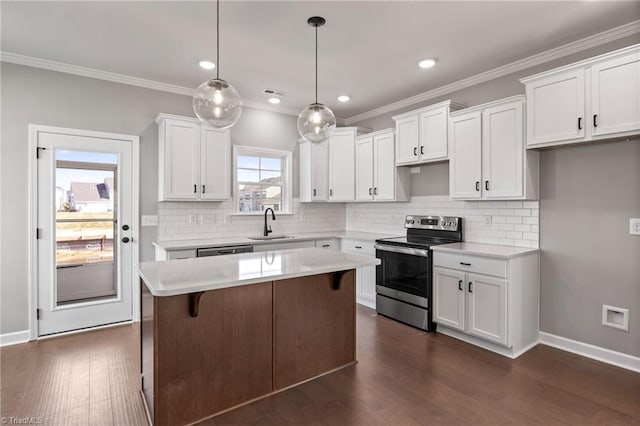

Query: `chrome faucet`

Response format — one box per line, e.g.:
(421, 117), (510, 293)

(263, 208), (276, 237)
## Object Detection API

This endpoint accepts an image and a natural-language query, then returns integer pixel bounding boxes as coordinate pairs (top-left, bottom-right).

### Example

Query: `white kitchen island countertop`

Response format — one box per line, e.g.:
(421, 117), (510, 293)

(138, 247), (381, 296)
(431, 242), (538, 259)
(153, 230), (398, 251)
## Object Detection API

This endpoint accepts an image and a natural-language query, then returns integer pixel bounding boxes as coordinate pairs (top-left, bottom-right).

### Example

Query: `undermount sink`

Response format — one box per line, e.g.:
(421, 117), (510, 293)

(247, 235), (295, 241)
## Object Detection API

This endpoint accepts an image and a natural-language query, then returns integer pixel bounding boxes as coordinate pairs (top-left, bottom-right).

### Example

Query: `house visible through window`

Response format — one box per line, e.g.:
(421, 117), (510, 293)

(234, 147), (292, 213)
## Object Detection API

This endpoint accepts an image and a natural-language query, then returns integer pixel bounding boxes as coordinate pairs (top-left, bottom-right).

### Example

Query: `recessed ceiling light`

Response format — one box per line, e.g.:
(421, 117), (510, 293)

(338, 95), (351, 102)
(268, 97), (281, 104)
(418, 58), (437, 69)
(198, 60), (216, 70)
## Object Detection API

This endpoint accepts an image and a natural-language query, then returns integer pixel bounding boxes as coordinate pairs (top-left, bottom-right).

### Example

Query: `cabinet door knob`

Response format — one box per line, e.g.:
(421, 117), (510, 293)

(475, 181), (480, 192)
(374, 187), (378, 195)
(458, 280), (463, 291)
(485, 180), (489, 191)
(413, 147), (417, 156)
(313, 189), (317, 197)
(578, 117), (582, 130)
(593, 114), (598, 128)
(420, 146), (424, 155)
(193, 184), (197, 194)
(330, 189), (333, 196)
(468, 282), (473, 293)
(368, 187), (372, 196)
(202, 185), (205, 194)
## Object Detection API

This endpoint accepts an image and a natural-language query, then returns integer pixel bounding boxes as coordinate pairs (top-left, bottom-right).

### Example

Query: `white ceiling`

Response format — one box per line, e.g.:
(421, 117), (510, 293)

(2, 1), (639, 119)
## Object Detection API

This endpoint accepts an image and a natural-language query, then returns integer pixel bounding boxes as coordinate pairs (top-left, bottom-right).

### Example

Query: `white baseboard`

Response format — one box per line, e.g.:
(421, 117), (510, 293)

(539, 332), (640, 373)
(0, 330), (31, 347)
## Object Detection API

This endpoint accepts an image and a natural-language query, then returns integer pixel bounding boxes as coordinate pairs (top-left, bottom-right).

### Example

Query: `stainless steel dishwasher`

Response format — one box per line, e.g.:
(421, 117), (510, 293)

(196, 245), (254, 257)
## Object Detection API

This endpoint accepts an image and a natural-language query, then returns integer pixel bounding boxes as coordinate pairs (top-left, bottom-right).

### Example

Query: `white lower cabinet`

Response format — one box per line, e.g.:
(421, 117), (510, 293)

(433, 249), (539, 358)
(315, 239), (339, 250)
(341, 239), (376, 309)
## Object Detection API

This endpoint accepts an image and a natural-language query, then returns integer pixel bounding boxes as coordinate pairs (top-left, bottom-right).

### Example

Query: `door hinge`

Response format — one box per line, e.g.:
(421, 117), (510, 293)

(36, 147), (46, 159)
(36, 228), (42, 239)
(36, 309), (41, 320)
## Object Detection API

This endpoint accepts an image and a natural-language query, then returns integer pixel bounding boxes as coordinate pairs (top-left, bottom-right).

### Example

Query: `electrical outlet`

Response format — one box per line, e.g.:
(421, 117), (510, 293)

(630, 218), (640, 235)
(484, 216), (492, 226)
(141, 215), (158, 227)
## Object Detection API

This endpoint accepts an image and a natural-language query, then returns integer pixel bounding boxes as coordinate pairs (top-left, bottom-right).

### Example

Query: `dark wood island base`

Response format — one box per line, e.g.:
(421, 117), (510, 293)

(140, 270), (356, 426)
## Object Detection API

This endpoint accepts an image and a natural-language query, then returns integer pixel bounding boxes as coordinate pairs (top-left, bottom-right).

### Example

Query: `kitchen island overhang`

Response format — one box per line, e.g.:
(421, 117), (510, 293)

(138, 248), (380, 426)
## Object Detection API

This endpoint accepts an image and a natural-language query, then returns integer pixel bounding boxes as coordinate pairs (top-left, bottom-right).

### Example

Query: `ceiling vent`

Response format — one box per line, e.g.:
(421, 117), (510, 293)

(263, 89), (285, 97)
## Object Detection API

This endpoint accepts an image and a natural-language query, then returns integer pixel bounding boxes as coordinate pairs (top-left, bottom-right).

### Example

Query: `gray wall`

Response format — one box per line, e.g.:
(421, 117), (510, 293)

(0, 63), (298, 334)
(539, 139), (640, 356)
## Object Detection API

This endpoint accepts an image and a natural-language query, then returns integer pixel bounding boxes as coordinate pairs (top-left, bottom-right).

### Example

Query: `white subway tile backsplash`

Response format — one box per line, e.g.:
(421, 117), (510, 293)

(156, 195), (540, 249)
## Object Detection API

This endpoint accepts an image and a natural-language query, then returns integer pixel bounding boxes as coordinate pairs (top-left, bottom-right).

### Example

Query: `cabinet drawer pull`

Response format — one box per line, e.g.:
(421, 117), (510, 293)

(468, 282), (473, 293)
(485, 180), (489, 191)
(475, 181), (480, 192)
(355, 246), (362, 249)
(322, 244), (330, 248)
(460, 262), (471, 266)
(578, 117), (582, 130)
(413, 147), (417, 156)
(593, 114), (598, 128)
(193, 184), (197, 194)
(458, 280), (463, 291)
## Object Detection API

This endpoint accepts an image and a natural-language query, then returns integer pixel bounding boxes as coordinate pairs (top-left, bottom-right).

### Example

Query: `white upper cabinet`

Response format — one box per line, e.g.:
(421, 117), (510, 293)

(525, 69), (585, 146)
(200, 126), (231, 200)
(328, 128), (358, 201)
(157, 114), (230, 201)
(449, 111), (483, 199)
(299, 139), (329, 202)
(591, 50), (640, 137)
(521, 44), (640, 148)
(393, 100), (464, 166)
(355, 129), (409, 202)
(449, 96), (539, 200)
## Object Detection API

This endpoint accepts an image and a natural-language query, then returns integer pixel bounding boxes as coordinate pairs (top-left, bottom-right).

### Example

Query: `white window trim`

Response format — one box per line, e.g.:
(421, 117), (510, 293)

(232, 145), (293, 215)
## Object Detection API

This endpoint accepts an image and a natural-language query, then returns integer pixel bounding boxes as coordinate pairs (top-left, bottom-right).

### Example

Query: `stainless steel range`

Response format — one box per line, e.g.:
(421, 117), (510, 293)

(374, 215), (463, 331)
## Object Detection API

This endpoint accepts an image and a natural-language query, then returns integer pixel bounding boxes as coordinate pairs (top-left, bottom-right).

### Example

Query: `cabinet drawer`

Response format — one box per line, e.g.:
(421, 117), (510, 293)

(166, 249), (197, 260)
(341, 239), (375, 256)
(433, 252), (507, 278)
(315, 239), (339, 250)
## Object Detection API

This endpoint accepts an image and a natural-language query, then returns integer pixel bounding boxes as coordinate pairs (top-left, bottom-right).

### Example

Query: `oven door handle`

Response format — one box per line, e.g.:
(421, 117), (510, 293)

(374, 244), (429, 258)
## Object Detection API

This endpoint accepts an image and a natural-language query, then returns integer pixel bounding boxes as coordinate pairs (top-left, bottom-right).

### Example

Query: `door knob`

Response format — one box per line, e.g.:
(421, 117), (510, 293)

(122, 224), (129, 231)
(122, 237), (130, 243)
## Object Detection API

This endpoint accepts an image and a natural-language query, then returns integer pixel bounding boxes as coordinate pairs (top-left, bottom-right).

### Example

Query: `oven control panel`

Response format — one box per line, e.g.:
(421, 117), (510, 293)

(405, 215), (461, 231)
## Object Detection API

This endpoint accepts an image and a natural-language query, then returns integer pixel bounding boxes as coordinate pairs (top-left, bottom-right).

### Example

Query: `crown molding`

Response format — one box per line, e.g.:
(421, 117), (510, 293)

(343, 19), (640, 125)
(0, 51), (300, 117)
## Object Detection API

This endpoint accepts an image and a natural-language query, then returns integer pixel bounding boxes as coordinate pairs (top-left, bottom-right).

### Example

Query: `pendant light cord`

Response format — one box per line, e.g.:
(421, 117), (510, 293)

(315, 24), (318, 104)
(216, 0), (220, 80)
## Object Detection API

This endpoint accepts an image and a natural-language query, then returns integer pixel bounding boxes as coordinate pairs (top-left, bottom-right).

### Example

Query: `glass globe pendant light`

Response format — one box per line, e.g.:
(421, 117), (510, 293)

(297, 16), (336, 143)
(193, 0), (242, 129)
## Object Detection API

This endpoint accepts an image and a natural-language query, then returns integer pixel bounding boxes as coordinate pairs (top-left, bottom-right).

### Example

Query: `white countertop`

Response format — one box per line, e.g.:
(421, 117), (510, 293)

(138, 247), (382, 296)
(153, 231), (398, 251)
(431, 242), (538, 259)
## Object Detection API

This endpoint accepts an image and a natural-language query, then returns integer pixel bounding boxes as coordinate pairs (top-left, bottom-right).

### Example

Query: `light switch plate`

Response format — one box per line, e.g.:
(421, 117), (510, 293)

(141, 215), (158, 227)
(630, 218), (640, 235)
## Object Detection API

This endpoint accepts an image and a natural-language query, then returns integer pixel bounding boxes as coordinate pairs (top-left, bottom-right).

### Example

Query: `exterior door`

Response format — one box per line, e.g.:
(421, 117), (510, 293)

(467, 273), (508, 346)
(591, 51), (640, 137)
(433, 267), (466, 331)
(35, 127), (135, 336)
(482, 101), (524, 199)
(355, 136), (374, 201)
(373, 132), (396, 201)
(526, 69), (585, 146)
(449, 111), (482, 199)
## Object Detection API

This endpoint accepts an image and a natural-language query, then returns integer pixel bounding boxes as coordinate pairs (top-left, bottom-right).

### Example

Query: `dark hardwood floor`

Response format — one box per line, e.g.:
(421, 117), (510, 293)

(2, 305), (639, 425)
